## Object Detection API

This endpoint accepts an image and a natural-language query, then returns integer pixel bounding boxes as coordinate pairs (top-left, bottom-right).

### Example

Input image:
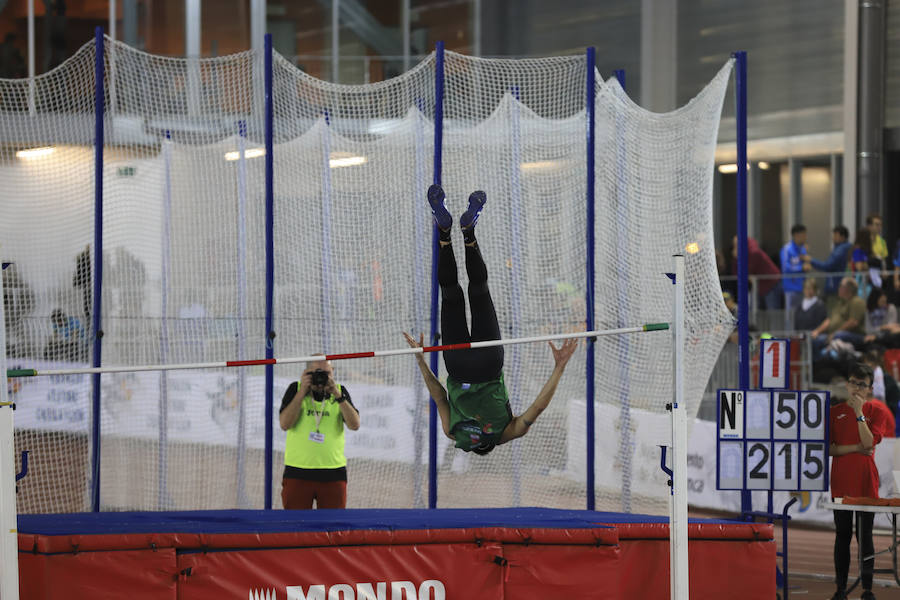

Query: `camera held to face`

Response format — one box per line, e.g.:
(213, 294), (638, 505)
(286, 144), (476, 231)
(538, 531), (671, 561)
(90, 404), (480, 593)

(311, 369), (329, 387)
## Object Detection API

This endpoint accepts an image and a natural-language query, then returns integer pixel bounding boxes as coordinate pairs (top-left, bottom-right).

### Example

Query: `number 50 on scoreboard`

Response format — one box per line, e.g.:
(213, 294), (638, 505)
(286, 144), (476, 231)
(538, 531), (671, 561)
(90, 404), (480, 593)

(716, 389), (830, 492)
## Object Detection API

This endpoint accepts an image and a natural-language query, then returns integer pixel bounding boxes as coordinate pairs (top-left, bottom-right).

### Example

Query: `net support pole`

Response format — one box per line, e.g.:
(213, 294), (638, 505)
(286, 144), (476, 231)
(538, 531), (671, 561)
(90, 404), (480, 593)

(585, 46), (597, 511)
(236, 120), (249, 508)
(428, 40), (445, 510)
(263, 33), (275, 510)
(0, 265), (21, 600)
(733, 49), (751, 515)
(670, 254), (689, 600)
(158, 131), (172, 510)
(90, 27), (105, 513)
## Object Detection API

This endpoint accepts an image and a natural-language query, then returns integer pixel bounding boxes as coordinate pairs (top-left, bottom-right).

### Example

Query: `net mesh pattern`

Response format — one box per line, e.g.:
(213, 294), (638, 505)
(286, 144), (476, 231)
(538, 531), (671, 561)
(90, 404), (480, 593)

(2, 38), (732, 513)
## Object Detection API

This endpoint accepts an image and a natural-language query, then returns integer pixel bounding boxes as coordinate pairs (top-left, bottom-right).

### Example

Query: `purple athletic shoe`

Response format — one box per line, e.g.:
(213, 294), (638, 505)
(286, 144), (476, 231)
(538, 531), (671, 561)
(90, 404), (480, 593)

(427, 184), (452, 231)
(460, 190), (486, 230)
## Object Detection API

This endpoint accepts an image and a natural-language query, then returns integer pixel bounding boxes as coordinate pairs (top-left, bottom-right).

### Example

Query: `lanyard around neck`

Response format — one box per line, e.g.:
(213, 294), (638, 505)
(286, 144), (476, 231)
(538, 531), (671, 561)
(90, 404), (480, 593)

(310, 396), (327, 432)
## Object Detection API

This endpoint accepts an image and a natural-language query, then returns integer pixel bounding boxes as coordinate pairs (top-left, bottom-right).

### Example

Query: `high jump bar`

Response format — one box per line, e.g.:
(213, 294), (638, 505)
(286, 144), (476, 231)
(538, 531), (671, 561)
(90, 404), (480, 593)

(7, 323), (668, 378)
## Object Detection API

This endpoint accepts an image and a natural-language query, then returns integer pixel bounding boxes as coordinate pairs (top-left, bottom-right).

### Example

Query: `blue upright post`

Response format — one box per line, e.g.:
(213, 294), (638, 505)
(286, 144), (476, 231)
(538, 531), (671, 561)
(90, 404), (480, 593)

(733, 50), (751, 515)
(429, 41), (445, 509)
(236, 120), (249, 507)
(613, 69), (625, 90)
(159, 130), (172, 510)
(263, 33), (275, 510)
(90, 27), (105, 513)
(585, 47), (597, 511)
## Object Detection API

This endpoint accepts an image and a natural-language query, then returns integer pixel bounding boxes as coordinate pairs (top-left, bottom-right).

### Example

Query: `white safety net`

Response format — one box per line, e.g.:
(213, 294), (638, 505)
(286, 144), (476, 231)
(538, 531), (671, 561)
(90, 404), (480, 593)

(1, 38), (732, 514)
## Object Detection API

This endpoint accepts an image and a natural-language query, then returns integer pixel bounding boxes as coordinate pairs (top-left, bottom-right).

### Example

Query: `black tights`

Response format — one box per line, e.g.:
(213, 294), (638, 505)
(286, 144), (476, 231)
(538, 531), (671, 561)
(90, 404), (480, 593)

(833, 509), (874, 591)
(439, 243), (503, 383)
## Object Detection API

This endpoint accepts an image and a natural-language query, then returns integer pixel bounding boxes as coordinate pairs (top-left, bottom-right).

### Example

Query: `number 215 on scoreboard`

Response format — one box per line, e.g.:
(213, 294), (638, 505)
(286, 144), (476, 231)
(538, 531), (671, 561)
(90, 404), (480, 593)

(716, 389), (830, 492)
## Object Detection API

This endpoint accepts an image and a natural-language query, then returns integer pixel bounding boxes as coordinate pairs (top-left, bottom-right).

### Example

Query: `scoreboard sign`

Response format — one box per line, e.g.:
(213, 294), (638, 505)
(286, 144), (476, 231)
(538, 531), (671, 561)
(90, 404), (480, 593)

(759, 338), (789, 389)
(716, 389), (829, 492)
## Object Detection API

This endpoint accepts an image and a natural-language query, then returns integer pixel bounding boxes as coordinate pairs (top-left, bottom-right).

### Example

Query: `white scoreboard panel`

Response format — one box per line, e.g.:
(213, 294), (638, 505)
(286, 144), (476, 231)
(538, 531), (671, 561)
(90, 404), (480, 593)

(716, 389), (829, 492)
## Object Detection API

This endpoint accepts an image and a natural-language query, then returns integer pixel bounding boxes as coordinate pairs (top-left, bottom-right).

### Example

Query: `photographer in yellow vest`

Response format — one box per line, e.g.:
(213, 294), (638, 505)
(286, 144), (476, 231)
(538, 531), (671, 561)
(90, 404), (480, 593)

(279, 359), (360, 509)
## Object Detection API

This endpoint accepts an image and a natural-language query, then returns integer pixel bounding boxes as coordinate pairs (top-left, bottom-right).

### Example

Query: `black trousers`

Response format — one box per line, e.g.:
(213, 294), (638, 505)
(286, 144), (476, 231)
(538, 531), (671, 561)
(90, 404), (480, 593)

(438, 243), (503, 383)
(833, 509), (874, 591)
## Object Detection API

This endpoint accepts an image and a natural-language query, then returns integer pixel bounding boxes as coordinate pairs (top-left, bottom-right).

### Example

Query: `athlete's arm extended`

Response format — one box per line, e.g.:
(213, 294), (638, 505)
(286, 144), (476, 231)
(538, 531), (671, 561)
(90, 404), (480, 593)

(403, 332), (452, 438)
(500, 338), (577, 444)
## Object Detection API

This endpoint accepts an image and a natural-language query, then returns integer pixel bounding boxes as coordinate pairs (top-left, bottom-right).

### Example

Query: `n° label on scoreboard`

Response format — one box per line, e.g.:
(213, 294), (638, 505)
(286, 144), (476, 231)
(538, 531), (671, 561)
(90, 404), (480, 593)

(718, 390), (743, 439)
(760, 338), (789, 389)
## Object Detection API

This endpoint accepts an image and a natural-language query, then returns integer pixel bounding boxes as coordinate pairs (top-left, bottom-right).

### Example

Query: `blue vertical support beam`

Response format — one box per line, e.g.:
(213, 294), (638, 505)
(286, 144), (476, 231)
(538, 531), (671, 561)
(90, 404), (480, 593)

(236, 120), (249, 507)
(508, 86), (524, 506)
(320, 110), (334, 349)
(263, 33), (275, 510)
(412, 98), (428, 508)
(158, 130), (172, 510)
(614, 69), (625, 90)
(733, 50), (751, 515)
(90, 27), (105, 513)
(429, 41), (445, 509)
(585, 47), (597, 511)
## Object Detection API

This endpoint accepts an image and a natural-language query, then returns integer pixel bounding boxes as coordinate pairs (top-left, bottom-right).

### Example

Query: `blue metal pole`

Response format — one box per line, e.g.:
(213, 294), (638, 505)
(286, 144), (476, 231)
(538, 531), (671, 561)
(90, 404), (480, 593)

(159, 130), (172, 510)
(412, 98), (428, 508)
(429, 41), (445, 509)
(264, 33), (275, 510)
(90, 27), (105, 513)
(585, 47), (597, 511)
(613, 69), (625, 90)
(508, 86), (524, 507)
(321, 110), (334, 350)
(733, 50), (751, 515)
(236, 119), (249, 507)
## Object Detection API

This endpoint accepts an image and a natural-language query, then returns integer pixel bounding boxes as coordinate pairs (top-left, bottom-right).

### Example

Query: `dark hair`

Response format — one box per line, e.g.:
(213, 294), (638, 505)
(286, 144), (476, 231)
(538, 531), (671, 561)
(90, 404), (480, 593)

(848, 362), (874, 386)
(866, 214), (882, 226)
(866, 287), (886, 312)
(50, 309), (65, 322)
(790, 224), (806, 236)
(472, 442), (496, 456)
(855, 228), (873, 255)
(833, 225), (849, 239)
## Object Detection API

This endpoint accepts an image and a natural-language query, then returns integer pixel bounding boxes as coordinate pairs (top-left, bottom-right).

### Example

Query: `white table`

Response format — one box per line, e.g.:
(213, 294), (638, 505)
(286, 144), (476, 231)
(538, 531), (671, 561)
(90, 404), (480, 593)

(823, 500), (900, 594)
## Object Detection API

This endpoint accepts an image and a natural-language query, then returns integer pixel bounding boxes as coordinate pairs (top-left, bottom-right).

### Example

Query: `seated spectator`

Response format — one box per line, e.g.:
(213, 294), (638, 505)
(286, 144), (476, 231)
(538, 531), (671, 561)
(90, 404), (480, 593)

(43, 309), (86, 362)
(863, 346), (900, 421)
(864, 288), (898, 340)
(811, 277), (867, 358)
(795, 278), (827, 332)
(807, 225), (851, 296)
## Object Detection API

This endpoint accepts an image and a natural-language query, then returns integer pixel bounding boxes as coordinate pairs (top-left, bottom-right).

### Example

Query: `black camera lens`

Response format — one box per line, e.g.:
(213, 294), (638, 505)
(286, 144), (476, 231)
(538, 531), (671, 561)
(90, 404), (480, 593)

(311, 369), (329, 386)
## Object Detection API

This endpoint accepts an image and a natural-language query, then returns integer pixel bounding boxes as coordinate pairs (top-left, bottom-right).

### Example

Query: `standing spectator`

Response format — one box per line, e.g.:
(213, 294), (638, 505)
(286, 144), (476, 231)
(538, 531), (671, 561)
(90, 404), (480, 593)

(851, 228), (880, 293)
(867, 214), (888, 263)
(795, 278), (827, 332)
(811, 277), (867, 357)
(731, 235), (782, 309)
(807, 226), (852, 296)
(73, 245), (91, 321)
(829, 362), (888, 600)
(780, 224), (809, 330)
(279, 359), (360, 509)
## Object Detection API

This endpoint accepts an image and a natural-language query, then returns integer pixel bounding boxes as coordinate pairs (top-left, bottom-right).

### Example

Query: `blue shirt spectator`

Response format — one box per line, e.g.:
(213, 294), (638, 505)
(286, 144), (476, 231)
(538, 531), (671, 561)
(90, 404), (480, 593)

(781, 224), (808, 331)
(780, 225), (808, 293)
(810, 225), (851, 295)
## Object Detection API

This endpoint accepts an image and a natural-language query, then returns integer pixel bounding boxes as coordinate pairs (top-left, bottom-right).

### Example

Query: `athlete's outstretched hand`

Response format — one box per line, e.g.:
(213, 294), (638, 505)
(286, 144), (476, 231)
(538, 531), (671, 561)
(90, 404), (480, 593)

(549, 338), (578, 370)
(402, 331), (424, 349)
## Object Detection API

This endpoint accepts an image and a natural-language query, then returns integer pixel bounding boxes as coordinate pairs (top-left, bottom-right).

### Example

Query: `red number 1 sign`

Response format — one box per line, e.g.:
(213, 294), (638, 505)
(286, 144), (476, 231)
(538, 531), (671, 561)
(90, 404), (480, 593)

(760, 338), (789, 390)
